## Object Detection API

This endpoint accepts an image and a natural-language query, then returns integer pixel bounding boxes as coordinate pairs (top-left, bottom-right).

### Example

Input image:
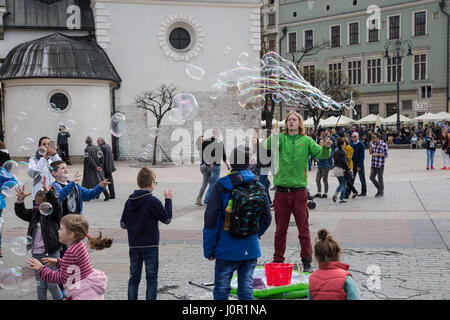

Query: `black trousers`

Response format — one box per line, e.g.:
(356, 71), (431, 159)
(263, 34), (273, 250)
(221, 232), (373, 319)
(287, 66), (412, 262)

(104, 171), (115, 198)
(58, 144), (70, 163)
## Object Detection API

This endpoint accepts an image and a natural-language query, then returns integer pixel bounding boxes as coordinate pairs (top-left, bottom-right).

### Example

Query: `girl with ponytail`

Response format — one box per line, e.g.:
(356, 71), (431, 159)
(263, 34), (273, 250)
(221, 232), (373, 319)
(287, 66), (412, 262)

(27, 214), (113, 300)
(307, 228), (359, 300)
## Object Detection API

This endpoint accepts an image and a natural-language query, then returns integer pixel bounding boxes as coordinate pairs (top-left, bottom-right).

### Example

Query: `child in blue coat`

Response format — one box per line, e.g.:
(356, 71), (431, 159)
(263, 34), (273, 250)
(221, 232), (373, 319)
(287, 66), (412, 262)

(49, 161), (110, 216)
(203, 146), (272, 300)
(0, 167), (18, 257)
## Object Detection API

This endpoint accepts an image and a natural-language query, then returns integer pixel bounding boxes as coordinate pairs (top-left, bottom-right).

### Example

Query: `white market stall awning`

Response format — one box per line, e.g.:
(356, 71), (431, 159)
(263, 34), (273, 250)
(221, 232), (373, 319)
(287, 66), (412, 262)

(382, 114), (413, 125)
(413, 112), (440, 122)
(435, 111), (450, 121)
(356, 114), (384, 125)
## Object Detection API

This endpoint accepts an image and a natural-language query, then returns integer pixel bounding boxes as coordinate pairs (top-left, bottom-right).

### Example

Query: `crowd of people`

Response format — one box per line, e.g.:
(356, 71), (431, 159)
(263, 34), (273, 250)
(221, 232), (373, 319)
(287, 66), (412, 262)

(0, 113), (448, 301)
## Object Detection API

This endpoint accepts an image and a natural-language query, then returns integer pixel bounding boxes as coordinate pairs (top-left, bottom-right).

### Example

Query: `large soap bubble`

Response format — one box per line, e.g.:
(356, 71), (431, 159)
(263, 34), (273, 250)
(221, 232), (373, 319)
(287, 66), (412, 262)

(167, 93), (199, 125)
(0, 266), (22, 290)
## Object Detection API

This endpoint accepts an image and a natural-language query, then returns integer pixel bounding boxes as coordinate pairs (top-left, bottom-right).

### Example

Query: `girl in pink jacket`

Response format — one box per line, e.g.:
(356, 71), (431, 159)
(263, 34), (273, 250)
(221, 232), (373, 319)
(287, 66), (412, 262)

(27, 214), (113, 300)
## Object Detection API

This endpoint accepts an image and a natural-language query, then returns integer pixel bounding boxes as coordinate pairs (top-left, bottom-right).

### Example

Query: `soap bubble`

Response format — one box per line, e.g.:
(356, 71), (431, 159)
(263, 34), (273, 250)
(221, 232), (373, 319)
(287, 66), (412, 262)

(39, 202), (53, 216)
(21, 281), (34, 293)
(168, 93), (199, 125)
(10, 237), (29, 256)
(209, 83), (221, 100)
(65, 120), (76, 131)
(38, 146), (46, 156)
(224, 47), (232, 54)
(1, 181), (19, 198)
(186, 64), (205, 81)
(89, 128), (98, 136)
(251, 95), (266, 111)
(17, 111), (27, 120)
(1, 160), (18, 178)
(12, 124), (19, 132)
(112, 112), (126, 123)
(237, 52), (249, 67)
(0, 267), (22, 290)
(97, 151), (103, 158)
(148, 127), (159, 138)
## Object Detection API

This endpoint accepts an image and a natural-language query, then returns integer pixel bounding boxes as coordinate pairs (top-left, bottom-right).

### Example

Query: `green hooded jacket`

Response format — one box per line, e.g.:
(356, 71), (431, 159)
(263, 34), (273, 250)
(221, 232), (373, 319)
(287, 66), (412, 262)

(264, 133), (331, 188)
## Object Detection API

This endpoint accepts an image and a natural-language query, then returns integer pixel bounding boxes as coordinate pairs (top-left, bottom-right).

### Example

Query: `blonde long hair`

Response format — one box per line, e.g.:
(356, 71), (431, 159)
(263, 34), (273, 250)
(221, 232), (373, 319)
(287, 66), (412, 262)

(283, 111), (305, 136)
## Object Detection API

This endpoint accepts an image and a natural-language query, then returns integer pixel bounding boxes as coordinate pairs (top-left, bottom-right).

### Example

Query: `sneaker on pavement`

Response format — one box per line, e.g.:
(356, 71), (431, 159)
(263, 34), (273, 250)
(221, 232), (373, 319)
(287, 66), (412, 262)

(357, 193), (366, 197)
(332, 194), (337, 202)
(352, 192), (358, 199)
(321, 194), (328, 198)
(441, 167), (447, 170)
(314, 193), (322, 198)
(339, 200), (347, 203)
(302, 259), (314, 274)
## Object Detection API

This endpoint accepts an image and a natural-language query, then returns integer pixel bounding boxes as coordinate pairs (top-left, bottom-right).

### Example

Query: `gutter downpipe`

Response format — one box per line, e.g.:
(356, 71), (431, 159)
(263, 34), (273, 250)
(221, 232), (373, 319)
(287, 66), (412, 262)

(440, 0), (449, 112)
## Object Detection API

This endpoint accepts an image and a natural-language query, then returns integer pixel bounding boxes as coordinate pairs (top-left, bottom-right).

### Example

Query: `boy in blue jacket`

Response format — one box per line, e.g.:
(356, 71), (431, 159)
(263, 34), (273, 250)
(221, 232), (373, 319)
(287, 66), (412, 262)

(120, 167), (173, 300)
(49, 161), (110, 216)
(203, 146), (272, 300)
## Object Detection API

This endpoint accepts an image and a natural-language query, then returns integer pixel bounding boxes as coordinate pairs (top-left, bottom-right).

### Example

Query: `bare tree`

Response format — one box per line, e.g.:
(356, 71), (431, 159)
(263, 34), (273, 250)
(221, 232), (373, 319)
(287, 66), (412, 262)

(303, 69), (359, 131)
(135, 84), (177, 165)
(261, 40), (330, 132)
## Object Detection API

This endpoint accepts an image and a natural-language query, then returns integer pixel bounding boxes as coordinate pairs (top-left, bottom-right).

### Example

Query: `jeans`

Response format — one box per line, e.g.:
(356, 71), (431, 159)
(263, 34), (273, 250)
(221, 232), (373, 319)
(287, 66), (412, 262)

(204, 165), (221, 204)
(426, 149), (435, 168)
(257, 172), (272, 205)
(33, 251), (63, 300)
(353, 166), (367, 195)
(315, 168), (330, 194)
(128, 247), (159, 300)
(214, 258), (257, 300)
(273, 190), (312, 263)
(335, 176), (347, 201)
(198, 164), (211, 199)
(370, 167), (384, 194)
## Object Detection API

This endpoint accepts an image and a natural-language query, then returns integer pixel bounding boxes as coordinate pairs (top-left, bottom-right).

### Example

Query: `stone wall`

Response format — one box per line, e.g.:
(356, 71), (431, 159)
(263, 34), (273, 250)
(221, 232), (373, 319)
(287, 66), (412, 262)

(116, 88), (261, 163)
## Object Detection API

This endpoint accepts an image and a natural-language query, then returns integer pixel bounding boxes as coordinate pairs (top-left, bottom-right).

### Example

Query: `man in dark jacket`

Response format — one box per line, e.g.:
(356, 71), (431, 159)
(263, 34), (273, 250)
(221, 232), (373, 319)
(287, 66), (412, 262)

(348, 132), (367, 197)
(203, 146), (272, 300)
(57, 125), (71, 165)
(97, 137), (116, 199)
(82, 136), (109, 201)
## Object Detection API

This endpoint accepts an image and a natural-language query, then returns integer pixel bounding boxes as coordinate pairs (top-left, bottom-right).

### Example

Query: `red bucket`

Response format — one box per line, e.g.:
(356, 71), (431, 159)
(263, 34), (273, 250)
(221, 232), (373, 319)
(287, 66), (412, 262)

(264, 263), (293, 286)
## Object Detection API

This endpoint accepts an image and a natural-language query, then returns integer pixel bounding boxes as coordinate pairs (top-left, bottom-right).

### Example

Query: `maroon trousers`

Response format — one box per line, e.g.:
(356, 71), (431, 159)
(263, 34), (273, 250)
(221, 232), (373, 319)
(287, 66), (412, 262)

(273, 189), (312, 263)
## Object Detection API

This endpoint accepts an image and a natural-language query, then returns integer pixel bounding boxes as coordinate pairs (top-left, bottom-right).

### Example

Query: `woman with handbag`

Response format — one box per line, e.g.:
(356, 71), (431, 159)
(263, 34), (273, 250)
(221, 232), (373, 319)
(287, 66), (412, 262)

(332, 139), (350, 204)
(343, 138), (358, 199)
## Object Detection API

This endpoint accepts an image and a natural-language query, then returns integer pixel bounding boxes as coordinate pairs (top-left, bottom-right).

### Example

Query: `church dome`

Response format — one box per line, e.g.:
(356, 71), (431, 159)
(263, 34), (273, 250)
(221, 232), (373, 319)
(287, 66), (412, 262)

(0, 33), (121, 84)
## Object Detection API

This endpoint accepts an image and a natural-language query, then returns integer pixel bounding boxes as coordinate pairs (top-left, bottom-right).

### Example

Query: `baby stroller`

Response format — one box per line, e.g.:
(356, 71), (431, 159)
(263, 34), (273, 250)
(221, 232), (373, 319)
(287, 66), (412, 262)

(307, 188), (316, 210)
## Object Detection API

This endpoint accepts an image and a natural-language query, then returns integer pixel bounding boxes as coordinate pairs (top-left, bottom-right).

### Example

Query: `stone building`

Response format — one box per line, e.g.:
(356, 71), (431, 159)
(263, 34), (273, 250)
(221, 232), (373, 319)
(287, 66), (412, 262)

(0, 0), (262, 162)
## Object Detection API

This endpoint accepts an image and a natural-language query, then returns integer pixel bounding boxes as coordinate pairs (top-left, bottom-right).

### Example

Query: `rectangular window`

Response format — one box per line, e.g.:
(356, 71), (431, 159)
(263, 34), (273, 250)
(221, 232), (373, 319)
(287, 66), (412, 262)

(268, 13), (276, 28)
(387, 56), (402, 83)
(414, 11), (426, 36)
(347, 60), (362, 85)
(304, 30), (314, 51)
(386, 103), (398, 117)
(402, 100), (413, 110)
(414, 54), (427, 80)
(369, 104), (379, 115)
(349, 22), (359, 45)
(288, 32), (296, 53)
(328, 63), (342, 86)
(420, 85), (432, 99)
(303, 65), (315, 86)
(368, 27), (379, 43)
(389, 15), (400, 40)
(367, 58), (381, 84)
(268, 38), (276, 52)
(330, 26), (341, 48)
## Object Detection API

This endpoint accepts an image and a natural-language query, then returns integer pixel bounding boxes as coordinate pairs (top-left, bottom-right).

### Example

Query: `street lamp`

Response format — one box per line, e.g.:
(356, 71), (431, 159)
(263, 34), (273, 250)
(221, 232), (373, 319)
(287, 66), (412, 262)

(384, 39), (413, 134)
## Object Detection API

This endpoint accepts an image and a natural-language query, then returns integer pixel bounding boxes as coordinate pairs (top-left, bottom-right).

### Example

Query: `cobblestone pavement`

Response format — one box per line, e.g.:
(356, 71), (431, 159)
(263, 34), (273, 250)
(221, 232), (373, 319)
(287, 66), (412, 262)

(0, 149), (449, 300)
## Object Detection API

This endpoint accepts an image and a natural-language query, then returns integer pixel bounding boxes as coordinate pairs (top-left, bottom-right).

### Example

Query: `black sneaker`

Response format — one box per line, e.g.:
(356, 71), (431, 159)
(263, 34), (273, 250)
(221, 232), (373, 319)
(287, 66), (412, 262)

(302, 259), (314, 273)
(314, 193), (321, 198)
(339, 200), (347, 203)
(332, 194), (337, 202)
(321, 194), (328, 198)
(357, 193), (366, 197)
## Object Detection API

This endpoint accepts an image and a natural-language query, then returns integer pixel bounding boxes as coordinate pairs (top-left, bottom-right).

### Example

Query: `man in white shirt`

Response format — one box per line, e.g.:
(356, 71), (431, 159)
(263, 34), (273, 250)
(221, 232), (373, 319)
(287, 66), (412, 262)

(28, 136), (61, 204)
